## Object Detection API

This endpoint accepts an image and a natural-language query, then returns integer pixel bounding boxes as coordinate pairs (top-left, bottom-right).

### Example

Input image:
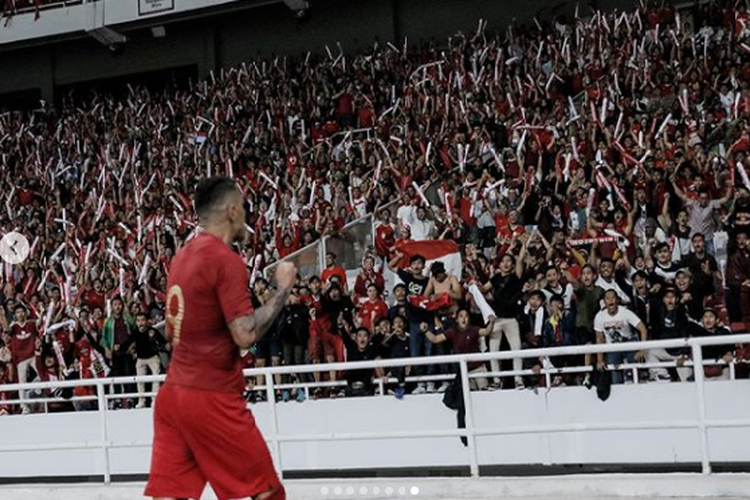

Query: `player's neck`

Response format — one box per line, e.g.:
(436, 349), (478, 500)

(202, 224), (234, 247)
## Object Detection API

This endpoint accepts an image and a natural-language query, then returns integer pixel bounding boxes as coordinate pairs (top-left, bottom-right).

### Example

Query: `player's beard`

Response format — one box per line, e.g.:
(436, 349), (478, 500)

(233, 221), (247, 244)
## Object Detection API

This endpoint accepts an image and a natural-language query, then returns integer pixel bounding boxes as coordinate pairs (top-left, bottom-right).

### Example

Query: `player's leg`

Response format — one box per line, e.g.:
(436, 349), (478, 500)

(144, 385), (206, 500)
(186, 391), (285, 500)
(254, 485), (286, 499)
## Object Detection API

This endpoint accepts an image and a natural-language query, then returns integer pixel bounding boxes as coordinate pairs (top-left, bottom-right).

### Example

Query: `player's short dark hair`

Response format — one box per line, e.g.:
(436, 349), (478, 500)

(135, 312), (149, 320)
(194, 176), (239, 221)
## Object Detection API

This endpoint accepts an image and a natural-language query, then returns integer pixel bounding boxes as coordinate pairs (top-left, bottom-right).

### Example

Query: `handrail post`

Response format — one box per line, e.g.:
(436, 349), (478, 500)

(691, 342), (712, 474)
(96, 381), (111, 484)
(265, 371), (283, 478)
(459, 359), (479, 477)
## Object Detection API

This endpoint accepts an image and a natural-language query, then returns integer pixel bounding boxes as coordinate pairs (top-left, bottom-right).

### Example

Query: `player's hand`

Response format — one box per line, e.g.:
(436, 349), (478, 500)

(275, 262), (298, 293)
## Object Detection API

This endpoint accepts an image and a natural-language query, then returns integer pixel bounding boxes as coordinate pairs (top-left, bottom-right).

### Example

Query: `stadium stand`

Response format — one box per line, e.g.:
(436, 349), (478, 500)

(1, 0), (750, 414)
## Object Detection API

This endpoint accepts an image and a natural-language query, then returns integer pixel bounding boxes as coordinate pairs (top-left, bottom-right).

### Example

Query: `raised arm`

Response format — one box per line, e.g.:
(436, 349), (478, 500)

(425, 326), (447, 344)
(478, 317), (496, 337)
(227, 262), (297, 349)
(0, 307), (8, 333)
(387, 250), (404, 273)
(672, 178), (689, 203)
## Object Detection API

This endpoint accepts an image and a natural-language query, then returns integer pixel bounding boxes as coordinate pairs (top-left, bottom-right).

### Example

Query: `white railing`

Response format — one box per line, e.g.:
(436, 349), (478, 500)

(0, 334), (749, 483)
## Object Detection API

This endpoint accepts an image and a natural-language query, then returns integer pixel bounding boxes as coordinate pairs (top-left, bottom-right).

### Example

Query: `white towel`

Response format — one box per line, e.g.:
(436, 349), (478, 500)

(468, 283), (496, 323)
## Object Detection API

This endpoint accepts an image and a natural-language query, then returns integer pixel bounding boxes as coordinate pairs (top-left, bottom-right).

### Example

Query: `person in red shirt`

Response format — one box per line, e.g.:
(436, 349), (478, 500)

(0, 305), (38, 414)
(353, 255), (385, 301)
(81, 279), (106, 312)
(146, 177), (296, 500)
(320, 252), (348, 292)
(72, 310), (109, 411)
(357, 284), (389, 332)
(275, 225), (301, 259)
(0, 361), (13, 415)
(375, 209), (396, 260)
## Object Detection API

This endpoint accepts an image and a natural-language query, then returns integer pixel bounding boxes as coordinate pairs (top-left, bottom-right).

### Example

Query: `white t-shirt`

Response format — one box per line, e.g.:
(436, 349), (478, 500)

(594, 307), (642, 344)
(542, 283), (574, 311)
(396, 204), (417, 228)
(410, 218), (435, 241)
(595, 277), (631, 305)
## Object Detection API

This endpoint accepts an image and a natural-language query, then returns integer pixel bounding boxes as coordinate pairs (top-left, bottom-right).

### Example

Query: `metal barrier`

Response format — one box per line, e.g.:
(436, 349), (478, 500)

(1, 334), (749, 482)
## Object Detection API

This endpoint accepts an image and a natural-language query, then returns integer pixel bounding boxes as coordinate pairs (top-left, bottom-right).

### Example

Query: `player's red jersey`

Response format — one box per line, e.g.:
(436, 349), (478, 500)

(165, 232), (254, 394)
(150, 230), (284, 500)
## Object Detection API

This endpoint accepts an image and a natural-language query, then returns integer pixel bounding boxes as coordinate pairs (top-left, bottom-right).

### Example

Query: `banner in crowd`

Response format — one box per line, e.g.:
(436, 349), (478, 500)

(381, 240), (463, 300)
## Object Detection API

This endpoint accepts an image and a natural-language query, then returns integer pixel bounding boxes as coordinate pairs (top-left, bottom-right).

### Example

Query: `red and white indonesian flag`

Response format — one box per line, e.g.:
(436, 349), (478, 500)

(380, 239), (460, 296)
(393, 239), (462, 278)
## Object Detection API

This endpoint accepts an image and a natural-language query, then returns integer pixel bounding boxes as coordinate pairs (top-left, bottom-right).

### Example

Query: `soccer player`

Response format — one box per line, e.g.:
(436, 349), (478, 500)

(146, 176), (297, 500)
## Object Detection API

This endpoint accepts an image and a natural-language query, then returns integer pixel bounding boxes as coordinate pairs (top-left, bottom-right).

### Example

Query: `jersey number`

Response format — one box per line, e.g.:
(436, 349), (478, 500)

(166, 285), (185, 346)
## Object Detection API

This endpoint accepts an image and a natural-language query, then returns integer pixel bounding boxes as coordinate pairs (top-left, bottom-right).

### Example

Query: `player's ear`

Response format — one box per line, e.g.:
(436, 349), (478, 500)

(227, 201), (240, 222)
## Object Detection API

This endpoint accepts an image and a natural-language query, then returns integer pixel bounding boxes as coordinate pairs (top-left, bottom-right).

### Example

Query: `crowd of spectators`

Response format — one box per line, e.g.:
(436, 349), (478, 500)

(2, 0), (750, 413)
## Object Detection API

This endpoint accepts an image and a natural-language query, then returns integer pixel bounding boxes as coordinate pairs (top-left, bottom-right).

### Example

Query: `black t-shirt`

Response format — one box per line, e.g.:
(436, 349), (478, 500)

(384, 333), (410, 359)
(279, 303), (309, 345)
(397, 269), (429, 296)
(490, 272), (523, 319)
(321, 294), (355, 329)
(122, 327), (165, 359)
(732, 198), (750, 230)
(397, 269), (430, 322)
(341, 333), (376, 388)
(679, 252), (717, 296)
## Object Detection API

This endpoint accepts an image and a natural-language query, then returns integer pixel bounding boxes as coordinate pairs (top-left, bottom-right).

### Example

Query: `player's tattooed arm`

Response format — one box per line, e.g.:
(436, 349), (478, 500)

(229, 288), (291, 349)
(230, 261), (297, 348)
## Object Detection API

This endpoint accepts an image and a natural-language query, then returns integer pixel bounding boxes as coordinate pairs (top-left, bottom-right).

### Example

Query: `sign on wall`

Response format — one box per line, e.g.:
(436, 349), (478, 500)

(138, 0), (175, 16)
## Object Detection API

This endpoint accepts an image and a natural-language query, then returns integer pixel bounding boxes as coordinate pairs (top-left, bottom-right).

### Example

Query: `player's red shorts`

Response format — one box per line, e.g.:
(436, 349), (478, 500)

(145, 383), (285, 500)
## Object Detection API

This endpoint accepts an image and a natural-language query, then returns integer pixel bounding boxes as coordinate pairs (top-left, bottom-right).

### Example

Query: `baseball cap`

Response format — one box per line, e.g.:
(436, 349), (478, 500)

(676, 268), (692, 279)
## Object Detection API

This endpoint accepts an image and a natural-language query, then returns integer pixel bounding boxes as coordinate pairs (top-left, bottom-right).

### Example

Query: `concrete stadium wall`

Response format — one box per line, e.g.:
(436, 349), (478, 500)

(0, 381), (749, 479)
(0, 0), (640, 103)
